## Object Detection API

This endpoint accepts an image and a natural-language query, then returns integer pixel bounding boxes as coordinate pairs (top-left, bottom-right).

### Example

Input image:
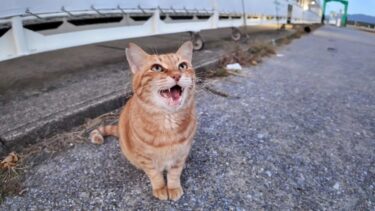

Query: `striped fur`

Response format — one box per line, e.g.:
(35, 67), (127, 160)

(90, 41), (196, 201)
(90, 125), (118, 144)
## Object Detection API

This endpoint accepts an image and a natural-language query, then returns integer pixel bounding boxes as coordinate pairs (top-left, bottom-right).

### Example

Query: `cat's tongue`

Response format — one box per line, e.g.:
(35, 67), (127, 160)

(160, 85), (182, 106)
(168, 85), (182, 106)
(171, 88), (181, 101)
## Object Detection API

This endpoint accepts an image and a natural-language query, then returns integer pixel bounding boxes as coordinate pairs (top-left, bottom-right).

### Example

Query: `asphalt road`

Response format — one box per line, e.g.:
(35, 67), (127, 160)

(1, 26), (374, 210)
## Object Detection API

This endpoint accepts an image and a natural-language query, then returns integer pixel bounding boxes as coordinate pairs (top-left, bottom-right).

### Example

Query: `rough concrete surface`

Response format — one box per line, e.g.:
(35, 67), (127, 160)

(1, 26), (375, 210)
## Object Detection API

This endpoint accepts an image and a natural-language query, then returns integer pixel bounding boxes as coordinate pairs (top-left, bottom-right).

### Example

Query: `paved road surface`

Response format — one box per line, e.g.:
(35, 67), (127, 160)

(2, 26), (374, 210)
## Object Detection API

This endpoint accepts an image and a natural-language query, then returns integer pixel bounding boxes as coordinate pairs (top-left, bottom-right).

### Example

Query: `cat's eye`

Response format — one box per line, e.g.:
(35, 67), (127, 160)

(178, 62), (188, 71)
(151, 64), (164, 72)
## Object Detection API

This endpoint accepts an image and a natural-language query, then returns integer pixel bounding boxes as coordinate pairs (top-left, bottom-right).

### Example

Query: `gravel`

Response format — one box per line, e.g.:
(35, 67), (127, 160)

(1, 26), (374, 210)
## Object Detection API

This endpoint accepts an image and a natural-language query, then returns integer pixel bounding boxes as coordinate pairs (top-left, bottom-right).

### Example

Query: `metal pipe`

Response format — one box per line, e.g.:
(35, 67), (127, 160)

(138, 5), (146, 14)
(61, 6), (76, 17)
(25, 8), (42, 19)
(91, 5), (104, 16)
(117, 5), (126, 15)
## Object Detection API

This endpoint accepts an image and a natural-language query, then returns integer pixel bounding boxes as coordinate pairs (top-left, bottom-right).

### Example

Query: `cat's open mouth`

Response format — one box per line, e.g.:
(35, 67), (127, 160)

(159, 85), (184, 106)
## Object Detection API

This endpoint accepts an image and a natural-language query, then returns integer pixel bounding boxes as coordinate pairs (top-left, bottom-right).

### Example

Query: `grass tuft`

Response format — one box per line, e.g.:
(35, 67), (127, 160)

(216, 42), (276, 71)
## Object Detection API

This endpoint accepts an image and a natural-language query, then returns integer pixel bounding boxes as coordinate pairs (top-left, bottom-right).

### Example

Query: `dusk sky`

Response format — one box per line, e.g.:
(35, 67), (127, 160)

(321, 0), (375, 16)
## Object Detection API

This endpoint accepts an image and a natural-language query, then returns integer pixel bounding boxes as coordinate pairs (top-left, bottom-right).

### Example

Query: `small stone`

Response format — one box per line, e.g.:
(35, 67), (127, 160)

(297, 174), (305, 186)
(79, 192), (90, 199)
(265, 171), (272, 177)
(333, 182), (340, 190)
(257, 133), (264, 139)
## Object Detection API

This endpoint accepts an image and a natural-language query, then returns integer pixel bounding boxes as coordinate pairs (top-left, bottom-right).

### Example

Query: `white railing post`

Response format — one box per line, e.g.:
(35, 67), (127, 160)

(241, 0), (247, 26)
(211, 0), (219, 29)
(151, 8), (160, 34)
(11, 16), (29, 56)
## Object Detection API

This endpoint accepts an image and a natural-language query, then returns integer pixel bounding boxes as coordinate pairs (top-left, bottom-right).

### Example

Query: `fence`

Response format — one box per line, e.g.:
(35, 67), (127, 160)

(0, 0), (321, 62)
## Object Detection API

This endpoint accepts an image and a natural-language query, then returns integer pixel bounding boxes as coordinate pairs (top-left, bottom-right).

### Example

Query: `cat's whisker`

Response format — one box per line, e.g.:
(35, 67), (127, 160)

(150, 47), (157, 55)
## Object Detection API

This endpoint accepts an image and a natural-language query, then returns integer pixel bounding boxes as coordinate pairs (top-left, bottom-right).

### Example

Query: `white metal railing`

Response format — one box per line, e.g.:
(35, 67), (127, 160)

(0, 0), (321, 62)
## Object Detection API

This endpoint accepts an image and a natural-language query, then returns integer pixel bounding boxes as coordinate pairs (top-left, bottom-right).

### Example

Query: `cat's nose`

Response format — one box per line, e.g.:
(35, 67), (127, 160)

(171, 74), (181, 82)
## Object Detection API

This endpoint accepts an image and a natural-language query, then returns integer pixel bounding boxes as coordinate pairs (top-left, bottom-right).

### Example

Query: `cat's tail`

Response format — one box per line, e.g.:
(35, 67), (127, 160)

(89, 125), (118, 145)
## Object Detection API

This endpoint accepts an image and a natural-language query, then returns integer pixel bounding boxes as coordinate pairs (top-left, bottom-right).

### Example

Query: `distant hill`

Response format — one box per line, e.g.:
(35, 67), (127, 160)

(348, 14), (375, 24)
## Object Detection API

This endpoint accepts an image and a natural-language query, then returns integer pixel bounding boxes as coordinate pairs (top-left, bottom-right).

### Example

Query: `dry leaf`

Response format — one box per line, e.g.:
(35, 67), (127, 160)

(0, 152), (19, 170)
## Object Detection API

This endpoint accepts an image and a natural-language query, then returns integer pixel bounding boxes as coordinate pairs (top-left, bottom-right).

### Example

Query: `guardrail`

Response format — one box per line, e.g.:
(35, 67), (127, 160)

(0, 0), (321, 62)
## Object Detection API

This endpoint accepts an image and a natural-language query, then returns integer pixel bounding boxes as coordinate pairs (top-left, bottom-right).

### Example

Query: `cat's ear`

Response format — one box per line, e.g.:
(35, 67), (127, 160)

(176, 41), (193, 63)
(125, 43), (149, 73)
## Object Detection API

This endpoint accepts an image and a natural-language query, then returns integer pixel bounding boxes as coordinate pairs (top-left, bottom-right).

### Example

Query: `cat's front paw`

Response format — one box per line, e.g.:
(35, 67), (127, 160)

(168, 187), (184, 201)
(152, 186), (168, 200)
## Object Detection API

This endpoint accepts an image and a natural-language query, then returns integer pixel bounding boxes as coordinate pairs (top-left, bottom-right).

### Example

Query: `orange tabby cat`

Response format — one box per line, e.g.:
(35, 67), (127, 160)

(90, 41), (197, 201)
